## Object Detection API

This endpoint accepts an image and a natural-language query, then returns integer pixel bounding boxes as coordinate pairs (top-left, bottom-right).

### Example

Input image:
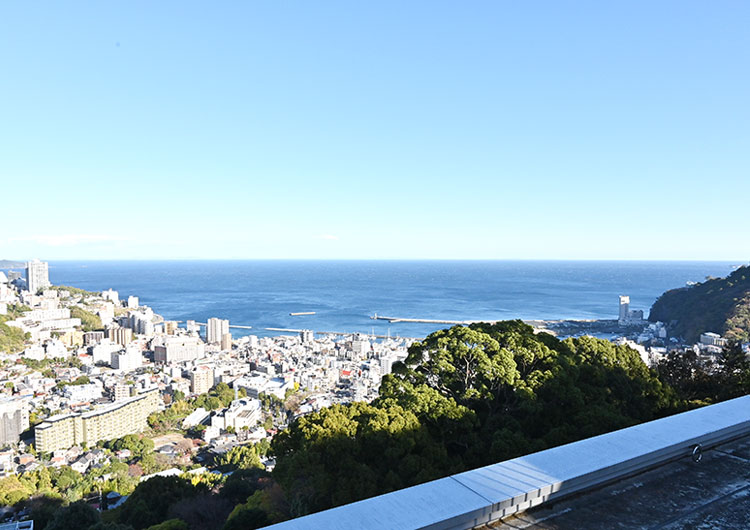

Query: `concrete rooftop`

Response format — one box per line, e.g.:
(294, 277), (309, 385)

(489, 434), (750, 530)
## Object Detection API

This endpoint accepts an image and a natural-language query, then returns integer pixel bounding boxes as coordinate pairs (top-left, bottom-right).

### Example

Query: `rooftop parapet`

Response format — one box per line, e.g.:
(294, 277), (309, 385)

(261, 394), (750, 530)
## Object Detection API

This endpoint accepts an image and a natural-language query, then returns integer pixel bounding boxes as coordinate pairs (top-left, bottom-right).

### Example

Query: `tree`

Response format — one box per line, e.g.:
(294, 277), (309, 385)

(272, 401), (452, 516)
(116, 476), (203, 529)
(222, 484), (287, 530)
(214, 445), (262, 472)
(88, 523), (135, 530)
(716, 341), (750, 400)
(168, 493), (232, 530)
(222, 507), (269, 530)
(45, 501), (100, 530)
(655, 351), (720, 405)
(213, 383), (235, 407)
(402, 326), (518, 403)
(146, 520), (188, 530)
(0, 317), (28, 354)
(218, 468), (270, 505)
(0, 476), (34, 506)
(108, 435), (155, 460)
(148, 400), (195, 432)
(19, 495), (64, 529)
(70, 306), (103, 332)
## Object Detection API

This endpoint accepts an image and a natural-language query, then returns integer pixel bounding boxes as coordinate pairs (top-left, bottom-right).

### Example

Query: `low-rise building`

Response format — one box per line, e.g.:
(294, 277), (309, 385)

(112, 383), (131, 402)
(210, 398), (261, 431)
(699, 332), (727, 347)
(154, 336), (205, 364)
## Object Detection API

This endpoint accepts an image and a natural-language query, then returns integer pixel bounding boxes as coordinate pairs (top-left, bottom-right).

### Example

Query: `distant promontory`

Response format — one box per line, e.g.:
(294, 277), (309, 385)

(649, 264), (750, 343)
(0, 259), (25, 269)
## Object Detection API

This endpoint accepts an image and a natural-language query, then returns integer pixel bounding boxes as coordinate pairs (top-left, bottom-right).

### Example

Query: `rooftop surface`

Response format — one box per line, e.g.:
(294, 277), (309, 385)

(490, 434), (750, 530)
(261, 396), (750, 530)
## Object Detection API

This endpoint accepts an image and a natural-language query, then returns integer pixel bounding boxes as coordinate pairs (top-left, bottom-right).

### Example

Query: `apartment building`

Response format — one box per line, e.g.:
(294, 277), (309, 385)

(35, 390), (160, 452)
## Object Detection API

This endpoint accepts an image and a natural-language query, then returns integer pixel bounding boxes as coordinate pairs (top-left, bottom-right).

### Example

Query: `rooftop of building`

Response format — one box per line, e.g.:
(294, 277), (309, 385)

(36, 389), (158, 427)
(491, 434), (750, 529)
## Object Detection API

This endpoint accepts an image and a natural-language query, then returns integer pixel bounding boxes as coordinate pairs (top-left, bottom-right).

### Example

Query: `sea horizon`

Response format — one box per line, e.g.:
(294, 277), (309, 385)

(4, 258), (746, 263)
(18, 259), (738, 339)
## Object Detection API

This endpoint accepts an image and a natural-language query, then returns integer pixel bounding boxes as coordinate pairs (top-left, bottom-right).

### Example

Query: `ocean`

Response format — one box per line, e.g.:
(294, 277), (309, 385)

(29, 260), (740, 338)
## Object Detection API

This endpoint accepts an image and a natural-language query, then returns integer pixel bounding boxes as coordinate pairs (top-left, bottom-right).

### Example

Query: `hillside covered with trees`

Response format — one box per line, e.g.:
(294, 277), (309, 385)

(0, 304), (31, 354)
(271, 320), (681, 518)
(649, 264), (750, 343)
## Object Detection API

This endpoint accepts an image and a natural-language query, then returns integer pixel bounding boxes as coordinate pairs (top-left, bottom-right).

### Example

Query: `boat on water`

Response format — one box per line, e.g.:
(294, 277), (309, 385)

(290, 311), (316, 316)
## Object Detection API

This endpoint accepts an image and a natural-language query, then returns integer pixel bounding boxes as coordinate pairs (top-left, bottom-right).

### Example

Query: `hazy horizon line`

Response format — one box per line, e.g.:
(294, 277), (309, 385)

(1, 258), (746, 264)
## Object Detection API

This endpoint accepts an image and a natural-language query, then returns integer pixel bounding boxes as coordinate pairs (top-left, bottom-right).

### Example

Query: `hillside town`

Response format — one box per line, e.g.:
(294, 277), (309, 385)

(0, 260), (745, 527)
(0, 260), (411, 509)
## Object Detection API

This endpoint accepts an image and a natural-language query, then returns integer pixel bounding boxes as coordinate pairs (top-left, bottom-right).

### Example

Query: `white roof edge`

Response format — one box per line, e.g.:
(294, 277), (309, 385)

(261, 395), (750, 530)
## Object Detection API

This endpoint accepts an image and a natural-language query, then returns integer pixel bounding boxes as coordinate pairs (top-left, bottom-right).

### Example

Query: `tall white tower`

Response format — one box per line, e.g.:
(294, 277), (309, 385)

(206, 317), (229, 344)
(25, 259), (50, 294)
(618, 295), (630, 324)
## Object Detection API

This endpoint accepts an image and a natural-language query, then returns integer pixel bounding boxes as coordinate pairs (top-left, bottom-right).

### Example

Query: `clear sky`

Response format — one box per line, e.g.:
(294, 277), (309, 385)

(1, 2), (748, 260)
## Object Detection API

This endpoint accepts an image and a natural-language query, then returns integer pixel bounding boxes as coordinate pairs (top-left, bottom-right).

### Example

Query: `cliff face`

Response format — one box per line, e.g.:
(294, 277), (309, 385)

(649, 264), (750, 343)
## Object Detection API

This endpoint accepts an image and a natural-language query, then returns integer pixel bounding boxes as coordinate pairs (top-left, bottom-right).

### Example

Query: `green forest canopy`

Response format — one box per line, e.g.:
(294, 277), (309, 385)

(271, 321), (680, 517)
(0, 304), (31, 354)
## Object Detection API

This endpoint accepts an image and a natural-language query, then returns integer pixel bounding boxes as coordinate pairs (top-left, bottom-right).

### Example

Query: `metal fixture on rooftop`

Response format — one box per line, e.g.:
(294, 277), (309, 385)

(691, 443), (702, 463)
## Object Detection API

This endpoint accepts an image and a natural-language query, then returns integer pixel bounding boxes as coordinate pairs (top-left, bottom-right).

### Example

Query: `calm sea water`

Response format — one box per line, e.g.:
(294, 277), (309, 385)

(27, 260), (740, 338)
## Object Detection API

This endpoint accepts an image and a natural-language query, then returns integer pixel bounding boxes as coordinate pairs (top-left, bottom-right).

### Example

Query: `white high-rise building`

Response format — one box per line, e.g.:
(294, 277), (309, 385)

(351, 334), (371, 358)
(618, 296), (630, 324)
(26, 259), (50, 294)
(102, 289), (120, 305)
(206, 317), (229, 344)
(92, 339), (120, 365)
(380, 354), (396, 377)
(0, 397), (29, 444)
(127, 296), (139, 309)
(190, 366), (214, 395)
(111, 344), (143, 372)
(618, 295), (644, 326)
(300, 329), (314, 344)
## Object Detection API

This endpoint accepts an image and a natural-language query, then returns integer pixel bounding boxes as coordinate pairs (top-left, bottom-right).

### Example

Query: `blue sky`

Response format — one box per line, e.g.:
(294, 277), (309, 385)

(1, 2), (748, 260)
